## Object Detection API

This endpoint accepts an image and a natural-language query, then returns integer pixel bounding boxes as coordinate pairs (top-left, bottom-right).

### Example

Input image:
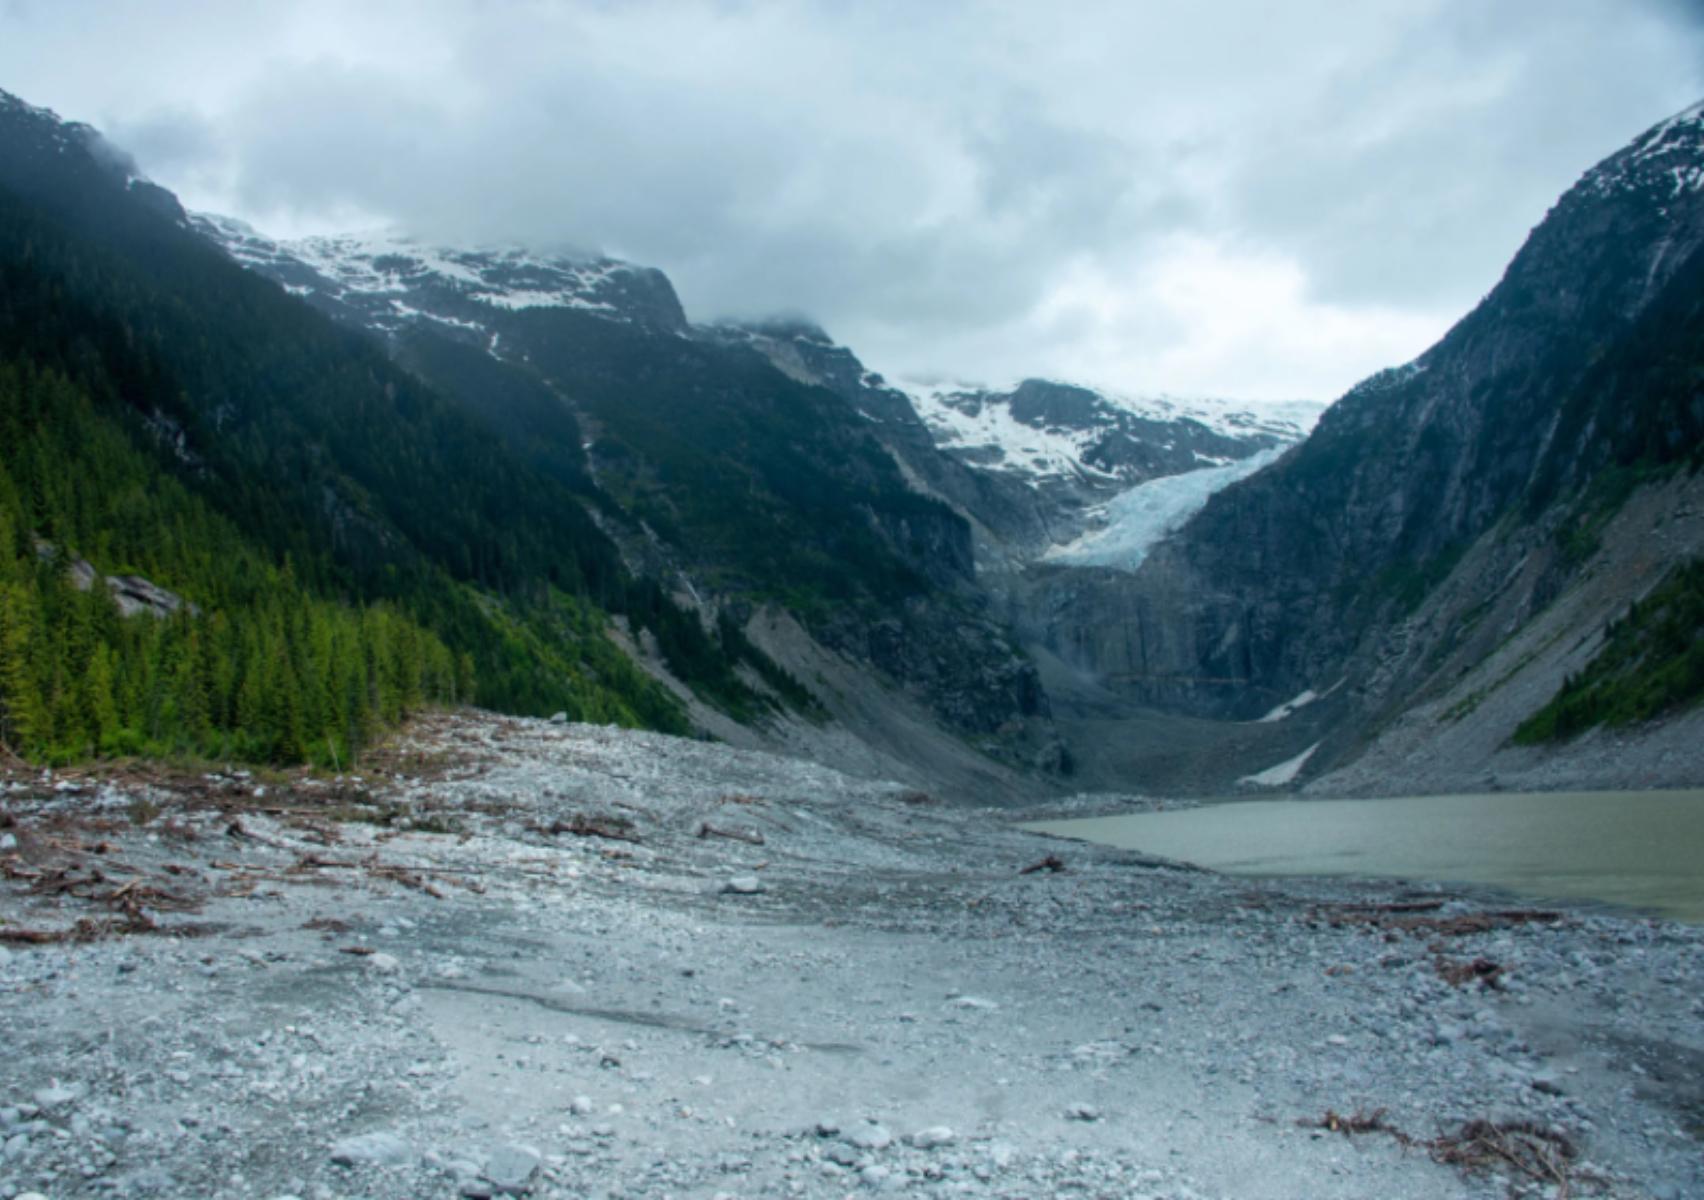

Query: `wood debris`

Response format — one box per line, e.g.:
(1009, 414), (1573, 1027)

(698, 821), (765, 846)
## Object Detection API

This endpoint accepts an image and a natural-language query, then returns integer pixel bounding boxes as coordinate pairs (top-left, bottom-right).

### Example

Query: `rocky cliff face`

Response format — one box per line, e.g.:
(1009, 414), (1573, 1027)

(1075, 100), (1704, 768)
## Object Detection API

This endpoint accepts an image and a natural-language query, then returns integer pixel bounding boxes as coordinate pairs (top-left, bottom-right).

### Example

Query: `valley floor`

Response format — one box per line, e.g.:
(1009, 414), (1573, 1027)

(0, 712), (1700, 1200)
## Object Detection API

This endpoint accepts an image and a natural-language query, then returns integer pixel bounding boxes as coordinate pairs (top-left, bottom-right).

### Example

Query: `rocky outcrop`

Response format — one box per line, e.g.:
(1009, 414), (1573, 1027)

(36, 540), (197, 619)
(1089, 101), (1704, 768)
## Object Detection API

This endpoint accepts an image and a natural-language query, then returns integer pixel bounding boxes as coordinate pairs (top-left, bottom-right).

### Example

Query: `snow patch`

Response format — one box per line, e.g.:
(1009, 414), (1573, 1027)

(1257, 690), (1318, 723)
(1239, 742), (1321, 788)
(1254, 678), (1343, 723)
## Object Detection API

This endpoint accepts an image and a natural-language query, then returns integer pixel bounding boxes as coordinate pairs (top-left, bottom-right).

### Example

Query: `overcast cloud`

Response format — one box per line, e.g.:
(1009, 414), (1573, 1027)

(2, 0), (1701, 401)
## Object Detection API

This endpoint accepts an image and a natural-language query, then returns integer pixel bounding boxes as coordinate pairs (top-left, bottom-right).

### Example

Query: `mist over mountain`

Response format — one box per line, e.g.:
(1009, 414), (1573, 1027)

(3, 79), (1703, 799)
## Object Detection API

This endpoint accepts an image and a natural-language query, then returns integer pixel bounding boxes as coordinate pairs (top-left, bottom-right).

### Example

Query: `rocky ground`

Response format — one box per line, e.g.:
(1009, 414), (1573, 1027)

(1, 711), (1700, 1200)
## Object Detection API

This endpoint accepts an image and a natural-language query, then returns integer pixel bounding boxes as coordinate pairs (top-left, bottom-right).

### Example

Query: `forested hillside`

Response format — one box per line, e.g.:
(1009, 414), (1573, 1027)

(0, 89), (799, 765)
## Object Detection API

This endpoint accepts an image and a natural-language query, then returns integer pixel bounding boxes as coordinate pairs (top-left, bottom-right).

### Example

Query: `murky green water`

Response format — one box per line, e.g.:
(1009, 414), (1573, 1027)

(1030, 790), (1704, 922)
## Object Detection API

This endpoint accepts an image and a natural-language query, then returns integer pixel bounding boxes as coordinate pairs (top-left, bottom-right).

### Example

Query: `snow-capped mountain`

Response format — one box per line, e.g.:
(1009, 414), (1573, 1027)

(191, 215), (688, 340)
(194, 214), (1322, 573)
(1582, 99), (1703, 203)
(902, 378), (1320, 487)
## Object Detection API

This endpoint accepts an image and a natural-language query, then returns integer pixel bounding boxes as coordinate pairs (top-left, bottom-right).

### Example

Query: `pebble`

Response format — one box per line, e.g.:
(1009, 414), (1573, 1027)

(329, 1130), (412, 1167)
(367, 952), (402, 975)
(907, 1126), (955, 1149)
(1065, 1103), (1102, 1122)
(0, 833), (16, 851)
(721, 876), (765, 895)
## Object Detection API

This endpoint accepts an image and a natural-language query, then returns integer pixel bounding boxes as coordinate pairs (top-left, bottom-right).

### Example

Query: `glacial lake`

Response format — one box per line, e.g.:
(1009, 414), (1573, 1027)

(1029, 789), (1704, 922)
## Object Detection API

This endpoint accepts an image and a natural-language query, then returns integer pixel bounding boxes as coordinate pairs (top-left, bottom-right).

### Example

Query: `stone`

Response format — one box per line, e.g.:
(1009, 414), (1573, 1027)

(484, 1143), (542, 1195)
(569, 1095), (594, 1116)
(844, 1121), (893, 1151)
(721, 876), (765, 895)
(1065, 1103), (1102, 1122)
(946, 995), (998, 1011)
(32, 1081), (85, 1108)
(907, 1126), (955, 1149)
(367, 952), (402, 975)
(547, 712), (569, 725)
(0, 833), (16, 851)
(329, 1130), (412, 1167)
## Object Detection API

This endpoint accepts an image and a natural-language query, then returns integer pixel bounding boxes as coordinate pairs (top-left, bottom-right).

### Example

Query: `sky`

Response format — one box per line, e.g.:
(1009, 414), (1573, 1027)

(2, 1), (1701, 402)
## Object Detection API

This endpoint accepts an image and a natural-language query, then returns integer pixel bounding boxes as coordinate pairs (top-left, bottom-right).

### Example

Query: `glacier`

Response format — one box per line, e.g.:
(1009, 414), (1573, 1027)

(1044, 444), (1287, 571)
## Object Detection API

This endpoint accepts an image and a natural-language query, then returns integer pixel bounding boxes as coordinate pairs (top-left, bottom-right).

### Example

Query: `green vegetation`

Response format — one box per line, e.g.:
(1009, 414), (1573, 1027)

(1513, 559), (1704, 743)
(0, 363), (457, 764)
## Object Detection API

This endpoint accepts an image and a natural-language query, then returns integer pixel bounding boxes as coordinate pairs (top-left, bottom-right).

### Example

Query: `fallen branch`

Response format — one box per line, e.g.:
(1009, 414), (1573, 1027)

(1301, 1108), (1408, 1141)
(1297, 1108), (1603, 1198)
(1019, 854), (1067, 875)
(531, 814), (642, 844)
(1430, 1118), (1597, 1197)
(698, 822), (765, 847)
(1316, 904), (1562, 938)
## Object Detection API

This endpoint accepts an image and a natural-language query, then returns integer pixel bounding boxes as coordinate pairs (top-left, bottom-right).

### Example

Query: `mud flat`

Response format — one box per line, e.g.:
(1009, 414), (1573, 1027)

(1, 711), (1700, 1199)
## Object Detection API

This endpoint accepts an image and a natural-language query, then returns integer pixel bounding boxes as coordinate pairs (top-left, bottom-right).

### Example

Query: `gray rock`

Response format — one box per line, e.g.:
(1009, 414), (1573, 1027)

(484, 1143), (542, 1194)
(844, 1121), (893, 1151)
(907, 1126), (955, 1149)
(0, 833), (16, 851)
(367, 952), (402, 975)
(112, 1166), (176, 1195)
(329, 1130), (412, 1167)
(547, 712), (569, 725)
(721, 876), (765, 895)
(1065, 1102), (1102, 1122)
(32, 1081), (84, 1109)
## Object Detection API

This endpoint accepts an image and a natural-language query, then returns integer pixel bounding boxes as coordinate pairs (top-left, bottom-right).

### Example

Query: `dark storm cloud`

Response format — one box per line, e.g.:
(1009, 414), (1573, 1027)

(2, 0), (1700, 398)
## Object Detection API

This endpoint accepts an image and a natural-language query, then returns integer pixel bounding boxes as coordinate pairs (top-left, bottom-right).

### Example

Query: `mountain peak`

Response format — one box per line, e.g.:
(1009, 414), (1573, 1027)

(194, 216), (689, 337)
(1582, 97), (1704, 204)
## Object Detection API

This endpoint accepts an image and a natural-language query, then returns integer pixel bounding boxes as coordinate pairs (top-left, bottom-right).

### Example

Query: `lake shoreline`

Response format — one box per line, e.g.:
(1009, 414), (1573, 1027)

(1028, 788), (1704, 924)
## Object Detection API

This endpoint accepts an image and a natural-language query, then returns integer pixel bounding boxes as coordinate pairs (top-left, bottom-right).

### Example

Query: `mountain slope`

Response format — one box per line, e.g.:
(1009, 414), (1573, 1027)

(0, 87), (791, 756)
(189, 213), (1065, 786)
(1093, 99), (1704, 789)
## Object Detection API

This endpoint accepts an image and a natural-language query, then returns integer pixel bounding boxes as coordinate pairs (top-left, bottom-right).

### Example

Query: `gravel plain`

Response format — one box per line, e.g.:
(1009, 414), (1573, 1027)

(1, 711), (1700, 1200)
